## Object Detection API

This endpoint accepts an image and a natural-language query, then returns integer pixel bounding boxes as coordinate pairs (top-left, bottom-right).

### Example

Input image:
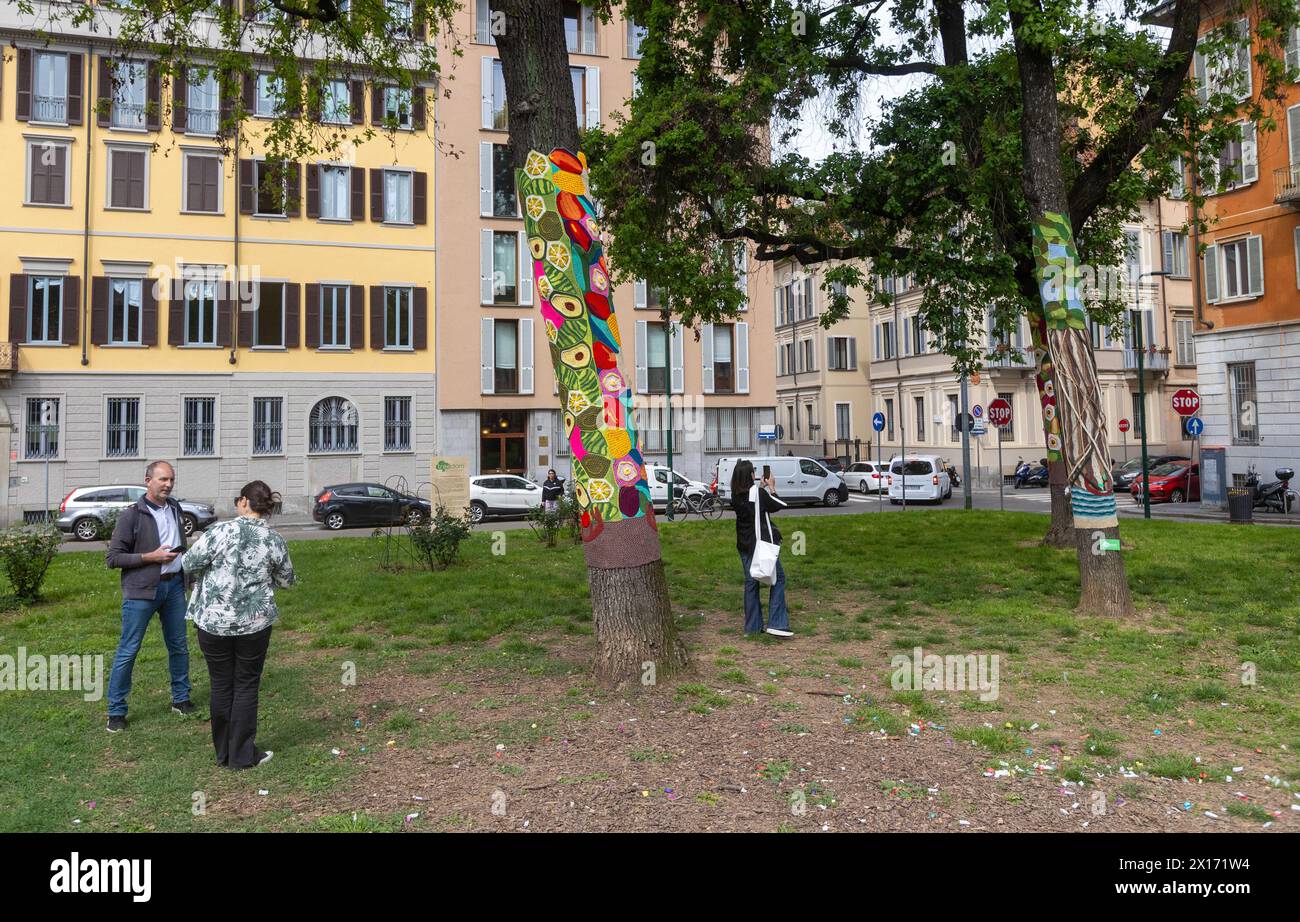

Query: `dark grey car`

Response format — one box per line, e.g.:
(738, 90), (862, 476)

(55, 485), (218, 541)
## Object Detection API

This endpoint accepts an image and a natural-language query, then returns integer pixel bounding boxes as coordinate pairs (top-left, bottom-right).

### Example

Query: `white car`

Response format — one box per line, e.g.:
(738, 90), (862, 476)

(469, 475), (543, 523)
(886, 455), (951, 504)
(644, 463), (709, 507)
(843, 461), (888, 494)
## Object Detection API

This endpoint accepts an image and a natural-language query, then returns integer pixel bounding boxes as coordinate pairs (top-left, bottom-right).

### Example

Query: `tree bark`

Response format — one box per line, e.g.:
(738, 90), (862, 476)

(494, 1), (690, 683)
(1044, 463), (1073, 547)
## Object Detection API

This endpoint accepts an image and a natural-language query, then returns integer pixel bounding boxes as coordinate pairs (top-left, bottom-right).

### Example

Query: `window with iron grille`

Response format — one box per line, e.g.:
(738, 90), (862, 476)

(384, 397), (412, 451)
(639, 403), (684, 452)
(105, 397), (140, 457)
(252, 397), (283, 455)
(997, 392), (1015, 442)
(25, 397), (60, 459)
(914, 396), (925, 442)
(183, 397), (216, 456)
(704, 407), (753, 452)
(309, 396), (359, 453)
(1228, 361), (1259, 445)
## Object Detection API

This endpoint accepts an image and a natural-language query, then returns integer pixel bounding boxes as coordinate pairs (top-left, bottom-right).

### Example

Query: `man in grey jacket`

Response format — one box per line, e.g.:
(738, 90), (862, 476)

(105, 460), (194, 732)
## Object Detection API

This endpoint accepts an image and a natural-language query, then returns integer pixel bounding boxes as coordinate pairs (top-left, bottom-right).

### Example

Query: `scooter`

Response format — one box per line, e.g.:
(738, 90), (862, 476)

(1246, 465), (1297, 513)
(1013, 458), (1031, 489)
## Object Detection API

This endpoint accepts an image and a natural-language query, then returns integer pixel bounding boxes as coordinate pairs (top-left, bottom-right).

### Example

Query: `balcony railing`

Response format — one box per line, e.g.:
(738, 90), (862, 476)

(32, 94), (66, 123)
(1123, 348), (1170, 372)
(985, 351), (1033, 370)
(111, 102), (147, 129)
(1275, 164), (1300, 207)
(187, 108), (219, 135)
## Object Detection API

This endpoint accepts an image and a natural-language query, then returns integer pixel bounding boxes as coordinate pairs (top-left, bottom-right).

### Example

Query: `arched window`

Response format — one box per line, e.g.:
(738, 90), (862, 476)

(309, 397), (359, 453)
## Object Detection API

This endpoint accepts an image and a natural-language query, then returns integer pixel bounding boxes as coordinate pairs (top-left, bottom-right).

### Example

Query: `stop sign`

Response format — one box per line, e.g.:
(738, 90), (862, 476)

(1118, 418), (1130, 433)
(1171, 388), (1201, 417)
(987, 397), (1013, 428)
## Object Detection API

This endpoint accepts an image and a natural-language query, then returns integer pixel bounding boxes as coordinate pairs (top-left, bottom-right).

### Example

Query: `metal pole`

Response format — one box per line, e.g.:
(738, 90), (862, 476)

(1122, 428), (1128, 464)
(1136, 307), (1150, 520)
(877, 429), (882, 513)
(960, 374), (972, 510)
(665, 323), (674, 521)
(899, 385), (906, 512)
(997, 429), (1004, 511)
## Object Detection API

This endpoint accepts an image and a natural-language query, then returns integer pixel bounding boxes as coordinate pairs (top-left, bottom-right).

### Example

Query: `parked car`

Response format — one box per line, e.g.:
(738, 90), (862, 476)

(886, 455), (952, 504)
(644, 463), (710, 507)
(843, 461), (888, 494)
(55, 485), (217, 542)
(1131, 461), (1200, 504)
(468, 474), (543, 524)
(313, 483), (431, 530)
(715, 456), (849, 507)
(1112, 455), (1188, 492)
(818, 457), (846, 475)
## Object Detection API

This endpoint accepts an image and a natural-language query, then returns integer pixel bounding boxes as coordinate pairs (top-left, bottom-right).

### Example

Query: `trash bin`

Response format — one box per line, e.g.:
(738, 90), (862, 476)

(1227, 488), (1253, 524)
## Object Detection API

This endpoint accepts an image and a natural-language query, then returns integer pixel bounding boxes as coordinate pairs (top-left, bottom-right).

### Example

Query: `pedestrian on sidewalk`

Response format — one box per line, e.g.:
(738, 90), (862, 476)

(541, 469), (565, 513)
(731, 460), (792, 638)
(183, 481), (295, 769)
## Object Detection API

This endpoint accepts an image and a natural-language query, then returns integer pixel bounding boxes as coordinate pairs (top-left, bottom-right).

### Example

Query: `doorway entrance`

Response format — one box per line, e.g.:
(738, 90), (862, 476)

(480, 410), (528, 473)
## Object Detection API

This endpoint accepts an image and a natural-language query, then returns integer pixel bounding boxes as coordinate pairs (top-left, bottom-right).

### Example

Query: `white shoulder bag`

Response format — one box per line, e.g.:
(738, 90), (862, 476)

(748, 484), (780, 586)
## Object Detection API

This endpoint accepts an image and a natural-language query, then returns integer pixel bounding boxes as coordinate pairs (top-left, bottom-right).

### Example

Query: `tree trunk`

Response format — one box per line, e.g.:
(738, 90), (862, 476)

(495, 1), (690, 683)
(1044, 463), (1073, 547)
(1010, 5), (1134, 616)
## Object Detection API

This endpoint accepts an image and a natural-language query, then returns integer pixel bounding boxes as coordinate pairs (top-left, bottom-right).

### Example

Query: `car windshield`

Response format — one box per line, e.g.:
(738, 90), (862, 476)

(1149, 462), (1186, 477)
(1116, 459), (1143, 474)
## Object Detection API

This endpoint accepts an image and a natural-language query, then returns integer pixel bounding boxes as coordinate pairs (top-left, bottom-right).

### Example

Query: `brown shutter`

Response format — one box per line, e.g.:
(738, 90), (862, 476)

(239, 158), (254, 214)
(97, 56), (112, 128)
(349, 284), (364, 349)
(242, 71), (255, 112)
(305, 283), (320, 349)
(370, 286), (383, 350)
(61, 276), (80, 346)
(412, 86), (426, 131)
(16, 50), (31, 121)
(9, 275), (28, 342)
(350, 79), (364, 124)
(371, 84), (383, 125)
(238, 289), (254, 346)
(146, 61), (161, 130)
(283, 283), (300, 348)
(350, 166), (364, 220)
(217, 297), (233, 347)
(173, 70), (188, 133)
(219, 68), (234, 133)
(306, 164), (320, 219)
(168, 286), (184, 345)
(91, 277), (109, 345)
(412, 287), (427, 350)
(243, 0), (256, 20)
(141, 279), (158, 345)
(413, 171), (427, 225)
(307, 77), (321, 122)
(67, 54), (84, 125)
(109, 151), (126, 207)
(286, 162), (302, 217)
(369, 168), (383, 222)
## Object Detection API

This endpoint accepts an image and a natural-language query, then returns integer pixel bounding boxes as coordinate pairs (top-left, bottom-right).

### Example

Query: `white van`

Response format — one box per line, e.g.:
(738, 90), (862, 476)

(643, 463), (709, 506)
(886, 455), (952, 504)
(715, 456), (849, 507)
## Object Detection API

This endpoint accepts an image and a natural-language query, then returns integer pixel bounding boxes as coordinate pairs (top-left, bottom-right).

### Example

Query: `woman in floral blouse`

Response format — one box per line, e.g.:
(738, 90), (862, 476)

(183, 481), (295, 770)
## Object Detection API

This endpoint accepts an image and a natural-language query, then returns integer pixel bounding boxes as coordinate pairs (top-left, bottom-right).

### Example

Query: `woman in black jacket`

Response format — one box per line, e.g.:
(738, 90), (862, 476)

(541, 470), (565, 513)
(731, 460), (792, 637)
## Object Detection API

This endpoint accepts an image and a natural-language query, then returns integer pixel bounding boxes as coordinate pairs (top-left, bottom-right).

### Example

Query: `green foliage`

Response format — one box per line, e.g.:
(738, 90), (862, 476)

(527, 495), (582, 547)
(0, 525), (62, 602)
(95, 509), (121, 543)
(407, 504), (473, 571)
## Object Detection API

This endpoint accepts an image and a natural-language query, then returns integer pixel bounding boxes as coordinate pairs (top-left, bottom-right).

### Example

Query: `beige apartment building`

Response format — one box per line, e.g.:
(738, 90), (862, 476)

(772, 260), (875, 461)
(868, 198), (1199, 483)
(433, 3), (774, 484)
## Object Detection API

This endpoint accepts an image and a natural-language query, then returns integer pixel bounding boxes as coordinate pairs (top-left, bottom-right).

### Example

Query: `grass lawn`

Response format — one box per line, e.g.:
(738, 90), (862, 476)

(1, 510), (1297, 831)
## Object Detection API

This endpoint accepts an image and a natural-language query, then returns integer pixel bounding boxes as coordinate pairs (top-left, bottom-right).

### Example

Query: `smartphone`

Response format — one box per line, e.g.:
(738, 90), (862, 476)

(762, 464), (771, 481)
(171, 546), (186, 554)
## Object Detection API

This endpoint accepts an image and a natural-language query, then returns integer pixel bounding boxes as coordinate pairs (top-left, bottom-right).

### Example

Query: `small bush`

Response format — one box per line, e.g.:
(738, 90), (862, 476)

(96, 509), (121, 542)
(407, 505), (473, 570)
(527, 496), (582, 547)
(0, 525), (63, 602)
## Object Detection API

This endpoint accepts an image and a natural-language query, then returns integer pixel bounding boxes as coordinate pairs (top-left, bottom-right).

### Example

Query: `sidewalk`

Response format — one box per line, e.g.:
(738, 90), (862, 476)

(1117, 500), (1300, 526)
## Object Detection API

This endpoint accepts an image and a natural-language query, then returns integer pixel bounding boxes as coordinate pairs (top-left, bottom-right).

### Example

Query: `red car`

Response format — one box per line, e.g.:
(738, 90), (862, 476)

(1131, 461), (1200, 503)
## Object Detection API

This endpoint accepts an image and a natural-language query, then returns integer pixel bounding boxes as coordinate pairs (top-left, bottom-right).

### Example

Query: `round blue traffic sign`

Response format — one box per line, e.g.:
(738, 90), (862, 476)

(1186, 416), (1204, 437)
(972, 405), (983, 419)
(872, 412), (885, 432)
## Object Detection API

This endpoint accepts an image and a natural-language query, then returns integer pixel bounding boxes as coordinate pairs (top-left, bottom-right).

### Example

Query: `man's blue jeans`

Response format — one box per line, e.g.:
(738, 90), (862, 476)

(107, 578), (191, 717)
(739, 551), (789, 635)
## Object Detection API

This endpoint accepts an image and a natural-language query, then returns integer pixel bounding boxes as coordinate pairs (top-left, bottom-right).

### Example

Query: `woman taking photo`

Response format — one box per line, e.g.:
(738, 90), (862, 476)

(183, 481), (295, 769)
(730, 460), (792, 637)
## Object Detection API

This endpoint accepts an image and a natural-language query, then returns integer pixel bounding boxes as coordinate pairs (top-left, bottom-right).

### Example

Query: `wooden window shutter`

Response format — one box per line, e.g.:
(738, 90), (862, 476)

(350, 79), (364, 124)
(349, 285), (364, 348)
(67, 54), (84, 125)
(371, 85), (383, 126)
(412, 86), (426, 130)
(413, 287), (427, 350)
(97, 56), (112, 128)
(306, 164), (320, 218)
(285, 162), (302, 217)
(16, 50), (32, 121)
(141, 278), (158, 345)
(173, 70), (188, 133)
(91, 277), (109, 345)
(146, 60), (162, 130)
(350, 167), (365, 220)
(283, 283), (300, 348)
(61, 276), (80, 347)
(168, 283), (185, 345)
(369, 168), (383, 222)
(369, 286), (384, 350)
(238, 289), (254, 346)
(238, 158), (254, 214)
(9, 275), (28, 342)
(412, 171), (427, 224)
(217, 297), (233, 347)
(305, 284), (320, 349)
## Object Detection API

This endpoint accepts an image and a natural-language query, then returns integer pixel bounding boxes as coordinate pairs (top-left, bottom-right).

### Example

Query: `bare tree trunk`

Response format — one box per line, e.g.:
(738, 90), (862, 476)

(494, 1), (691, 682)
(1010, 4), (1134, 616)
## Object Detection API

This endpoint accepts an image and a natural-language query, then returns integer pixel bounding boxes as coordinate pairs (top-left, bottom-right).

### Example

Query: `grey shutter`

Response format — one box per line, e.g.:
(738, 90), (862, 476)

(480, 230), (494, 304)
(1204, 244), (1220, 303)
(633, 280), (647, 308)
(1246, 236), (1264, 296)
(479, 142), (493, 216)
(517, 230), (532, 304)
(1194, 46), (1208, 103)
(480, 57), (494, 129)
(848, 337), (857, 370)
(519, 317), (534, 394)
(701, 323), (715, 394)
(1241, 122), (1258, 184)
(584, 66), (600, 129)
(671, 321), (685, 394)
(736, 322), (749, 394)
(481, 318), (495, 394)
(634, 320), (648, 392)
(1162, 230), (1174, 274)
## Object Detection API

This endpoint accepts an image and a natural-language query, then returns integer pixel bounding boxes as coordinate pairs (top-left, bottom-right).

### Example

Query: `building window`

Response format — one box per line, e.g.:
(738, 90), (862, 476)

(627, 18), (647, 58)
(1194, 19), (1253, 103)
(385, 287), (412, 349)
(911, 316), (925, 354)
(805, 403), (815, 440)
(828, 336), (856, 371)
(494, 319), (519, 393)
(798, 338), (814, 373)
(997, 391), (1015, 442)
(386, 0), (414, 38)
(563, 2), (598, 54)
(490, 143), (517, 217)
(255, 282), (285, 347)
(1208, 236), (1264, 302)
(254, 160), (289, 216)
(384, 397), (412, 451)
(475, 0), (497, 43)
(27, 139), (70, 206)
(383, 170), (413, 223)
(713, 324), (735, 394)
(183, 396), (216, 456)
(1228, 362), (1258, 445)
(32, 52), (69, 124)
(1211, 121), (1258, 192)
(492, 231), (518, 303)
(1162, 230), (1189, 278)
(914, 396), (925, 442)
(489, 59), (507, 129)
(383, 86), (413, 129)
(569, 65), (598, 129)
(255, 73), (284, 118)
(323, 79), (350, 124)
(646, 321), (668, 394)
(109, 278), (144, 345)
(320, 165), (351, 220)
(705, 408), (754, 452)
(111, 61), (147, 129)
(252, 397), (283, 455)
(877, 320), (896, 360)
(25, 397), (60, 459)
(1174, 315), (1195, 366)
(27, 276), (63, 344)
(321, 285), (350, 348)
(884, 398), (894, 440)
(639, 404), (684, 452)
(107, 148), (147, 209)
(1169, 154), (1186, 199)
(948, 394), (960, 442)
(185, 278), (218, 346)
(835, 403), (851, 441)
(309, 397), (359, 453)
(187, 68), (219, 134)
(105, 397), (140, 457)
(184, 152), (221, 213)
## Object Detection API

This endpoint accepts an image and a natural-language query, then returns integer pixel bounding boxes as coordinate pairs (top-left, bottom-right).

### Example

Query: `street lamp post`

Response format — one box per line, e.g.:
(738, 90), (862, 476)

(1134, 269), (1168, 521)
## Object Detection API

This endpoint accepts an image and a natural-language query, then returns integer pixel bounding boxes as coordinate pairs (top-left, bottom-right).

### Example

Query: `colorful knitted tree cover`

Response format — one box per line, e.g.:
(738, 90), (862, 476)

(516, 148), (661, 568)
(1032, 211), (1117, 529)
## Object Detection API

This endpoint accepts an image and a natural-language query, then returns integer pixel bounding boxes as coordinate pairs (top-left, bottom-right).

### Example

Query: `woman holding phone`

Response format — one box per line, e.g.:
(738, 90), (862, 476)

(730, 460), (792, 637)
(182, 481), (295, 769)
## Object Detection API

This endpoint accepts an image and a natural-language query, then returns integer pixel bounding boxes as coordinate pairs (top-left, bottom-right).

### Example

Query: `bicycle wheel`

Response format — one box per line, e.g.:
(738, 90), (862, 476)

(670, 495), (691, 518)
(700, 496), (724, 521)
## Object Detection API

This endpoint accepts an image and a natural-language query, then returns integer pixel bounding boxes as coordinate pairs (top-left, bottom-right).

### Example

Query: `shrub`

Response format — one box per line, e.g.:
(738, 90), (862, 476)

(0, 525), (63, 602)
(527, 496), (582, 547)
(407, 504), (473, 570)
(95, 508), (121, 542)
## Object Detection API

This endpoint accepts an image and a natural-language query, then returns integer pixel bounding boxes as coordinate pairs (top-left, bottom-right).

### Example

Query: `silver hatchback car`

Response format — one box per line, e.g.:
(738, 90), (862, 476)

(55, 485), (218, 542)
